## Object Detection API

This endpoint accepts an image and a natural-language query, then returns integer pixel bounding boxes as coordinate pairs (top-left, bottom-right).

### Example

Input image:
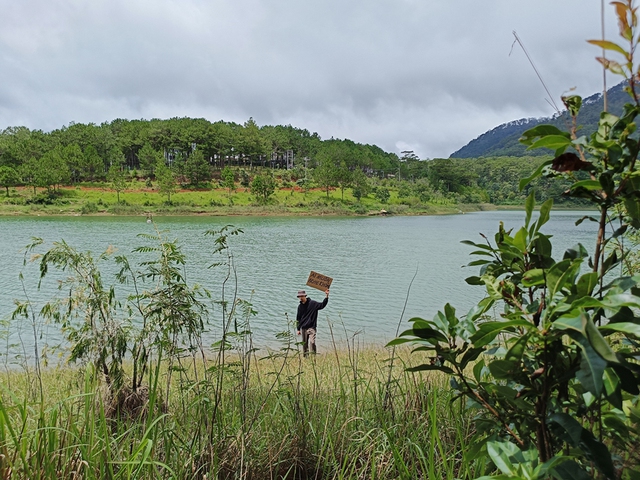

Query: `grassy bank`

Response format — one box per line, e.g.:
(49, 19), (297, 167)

(0, 182), (489, 217)
(0, 343), (482, 479)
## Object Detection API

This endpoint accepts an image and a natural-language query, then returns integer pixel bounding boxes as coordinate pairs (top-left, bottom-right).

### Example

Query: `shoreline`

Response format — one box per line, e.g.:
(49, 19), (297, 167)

(0, 202), (496, 217)
(0, 203), (592, 218)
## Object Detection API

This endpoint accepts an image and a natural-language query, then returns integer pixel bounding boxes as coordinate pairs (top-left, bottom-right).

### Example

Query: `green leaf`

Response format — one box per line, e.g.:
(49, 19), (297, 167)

(547, 259), (579, 298)
(584, 317), (618, 364)
(475, 475), (522, 480)
(505, 334), (529, 362)
(570, 179), (602, 191)
(488, 359), (518, 379)
(601, 250), (620, 274)
(444, 303), (458, 328)
(469, 250), (494, 257)
(554, 310), (588, 334)
(524, 191), (535, 228)
(483, 276), (503, 300)
(601, 293), (640, 309)
(465, 296), (494, 323)
(522, 268), (545, 287)
(486, 441), (520, 476)
(408, 316), (429, 325)
(606, 306), (636, 324)
(555, 311), (618, 365)
(603, 368), (622, 409)
(536, 199), (553, 229)
(611, 224), (628, 239)
(471, 320), (532, 347)
(412, 326), (449, 344)
(532, 233), (553, 259)
(386, 337), (415, 346)
(460, 347), (484, 369)
(473, 358), (485, 382)
(563, 94), (583, 116)
(513, 227), (528, 253)
(564, 244), (589, 261)
(527, 135), (571, 151)
(576, 272), (598, 297)
(570, 296), (604, 309)
(468, 259), (491, 266)
(519, 159), (553, 190)
(599, 321), (640, 337)
(549, 413), (583, 445)
(520, 124), (568, 144)
(406, 364), (454, 375)
(461, 239), (492, 250)
(574, 334), (608, 396)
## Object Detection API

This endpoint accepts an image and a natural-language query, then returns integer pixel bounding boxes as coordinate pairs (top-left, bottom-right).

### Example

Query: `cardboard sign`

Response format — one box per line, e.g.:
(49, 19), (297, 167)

(306, 271), (333, 292)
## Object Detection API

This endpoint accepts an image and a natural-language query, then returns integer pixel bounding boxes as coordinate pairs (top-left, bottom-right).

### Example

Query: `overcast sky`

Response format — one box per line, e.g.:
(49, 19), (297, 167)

(0, 0), (622, 159)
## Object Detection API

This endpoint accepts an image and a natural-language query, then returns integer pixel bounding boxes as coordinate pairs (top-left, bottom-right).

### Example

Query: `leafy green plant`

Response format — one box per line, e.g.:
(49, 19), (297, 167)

(106, 162), (128, 203)
(392, 2), (640, 478)
(26, 224), (231, 421)
(0, 165), (20, 196)
(251, 172), (276, 203)
(80, 200), (99, 214)
(155, 159), (177, 204)
(374, 187), (390, 204)
(220, 166), (235, 198)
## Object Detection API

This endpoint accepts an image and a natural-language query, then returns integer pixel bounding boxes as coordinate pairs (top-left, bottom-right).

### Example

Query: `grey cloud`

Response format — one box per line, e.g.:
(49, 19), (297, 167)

(0, 0), (624, 157)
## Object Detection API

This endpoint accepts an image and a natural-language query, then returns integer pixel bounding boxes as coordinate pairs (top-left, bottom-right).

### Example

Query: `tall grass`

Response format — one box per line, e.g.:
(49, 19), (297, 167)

(0, 338), (481, 479)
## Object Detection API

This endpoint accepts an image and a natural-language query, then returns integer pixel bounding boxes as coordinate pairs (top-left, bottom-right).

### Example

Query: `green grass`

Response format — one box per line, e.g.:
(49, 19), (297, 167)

(0, 342), (483, 479)
(0, 181), (482, 217)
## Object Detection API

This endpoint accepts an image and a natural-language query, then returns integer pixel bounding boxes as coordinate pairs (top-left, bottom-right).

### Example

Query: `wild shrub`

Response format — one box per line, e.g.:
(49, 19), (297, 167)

(25, 225), (243, 419)
(373, 187), (390, 204)
(80, 201), (99, 214)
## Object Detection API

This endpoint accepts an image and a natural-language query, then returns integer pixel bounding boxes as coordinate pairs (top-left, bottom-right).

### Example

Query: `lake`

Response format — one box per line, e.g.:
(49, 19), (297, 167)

(0, 210), (597, 360)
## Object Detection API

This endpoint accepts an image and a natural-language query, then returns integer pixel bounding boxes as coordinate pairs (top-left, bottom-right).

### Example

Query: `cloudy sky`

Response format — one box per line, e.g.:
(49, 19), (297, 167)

(0, 0), (622, 158)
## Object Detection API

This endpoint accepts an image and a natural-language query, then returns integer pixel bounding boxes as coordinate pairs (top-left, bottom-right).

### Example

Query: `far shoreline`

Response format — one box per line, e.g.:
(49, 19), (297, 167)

(0, 185), (592, 218)
(0, 202), (497, 217)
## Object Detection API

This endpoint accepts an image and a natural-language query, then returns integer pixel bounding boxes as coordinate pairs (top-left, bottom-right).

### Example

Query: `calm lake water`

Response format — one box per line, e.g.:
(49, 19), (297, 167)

(0, 210), (597, 359)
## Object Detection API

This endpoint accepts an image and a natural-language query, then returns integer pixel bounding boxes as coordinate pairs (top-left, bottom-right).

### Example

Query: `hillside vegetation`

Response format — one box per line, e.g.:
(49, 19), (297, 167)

(0, 117), (589, 214)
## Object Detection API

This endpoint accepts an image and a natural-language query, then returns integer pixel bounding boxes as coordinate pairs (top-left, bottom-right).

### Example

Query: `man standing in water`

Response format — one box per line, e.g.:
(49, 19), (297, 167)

(296, 288), (329, 356)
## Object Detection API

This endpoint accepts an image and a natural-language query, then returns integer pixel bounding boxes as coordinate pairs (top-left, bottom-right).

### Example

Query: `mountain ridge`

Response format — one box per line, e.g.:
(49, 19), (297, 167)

(449, 82), (629, 158)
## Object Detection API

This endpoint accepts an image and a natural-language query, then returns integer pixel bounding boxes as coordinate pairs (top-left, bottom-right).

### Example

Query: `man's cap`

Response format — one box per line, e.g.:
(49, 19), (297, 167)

(297, 290), (307, 297)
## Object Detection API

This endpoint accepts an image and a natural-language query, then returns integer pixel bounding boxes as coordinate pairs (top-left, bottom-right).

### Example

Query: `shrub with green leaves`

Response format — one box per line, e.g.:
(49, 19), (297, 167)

(393, 2), (640, 478)
(374, 187), (390, 204)
(251, 173), (276, 203)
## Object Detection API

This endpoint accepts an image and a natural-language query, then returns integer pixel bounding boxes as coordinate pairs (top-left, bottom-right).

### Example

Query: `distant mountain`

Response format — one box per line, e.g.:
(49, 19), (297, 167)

(450, 81), (630, 158)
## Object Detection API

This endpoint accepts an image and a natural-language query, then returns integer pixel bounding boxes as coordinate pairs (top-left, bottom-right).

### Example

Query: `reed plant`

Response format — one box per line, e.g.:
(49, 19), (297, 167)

(0, 339), (481, 479)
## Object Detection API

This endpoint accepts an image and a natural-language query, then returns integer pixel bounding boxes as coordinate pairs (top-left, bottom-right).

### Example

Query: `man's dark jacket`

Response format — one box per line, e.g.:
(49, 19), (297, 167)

(296, 296), (328, 330)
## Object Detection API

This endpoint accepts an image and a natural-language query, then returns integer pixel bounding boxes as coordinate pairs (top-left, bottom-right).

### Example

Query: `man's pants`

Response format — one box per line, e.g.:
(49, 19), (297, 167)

(301, 328), (317, 355)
